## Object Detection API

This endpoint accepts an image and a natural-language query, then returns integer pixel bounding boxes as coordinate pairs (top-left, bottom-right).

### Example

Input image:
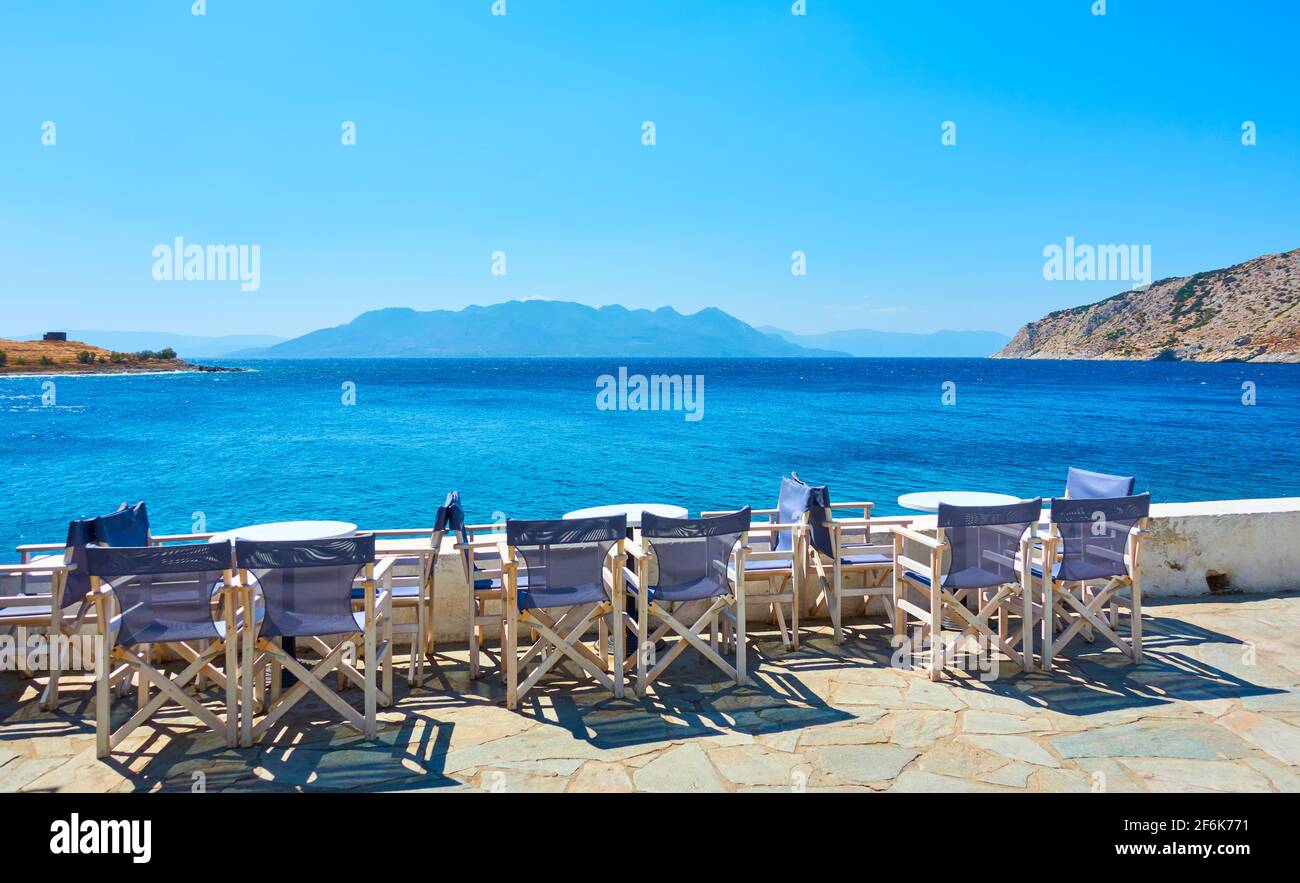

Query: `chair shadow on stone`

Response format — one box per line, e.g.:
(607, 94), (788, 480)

(943, 607), (1284, 719)
(519, 644), (855, 750)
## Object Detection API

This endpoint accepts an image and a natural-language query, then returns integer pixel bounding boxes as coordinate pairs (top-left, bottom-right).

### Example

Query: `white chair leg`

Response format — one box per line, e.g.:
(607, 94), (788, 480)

(468, 592), (481, 680)
(95, 638), (111, 758)
(734, 589), (747, 685)
(505, 606), (519, 710)
(636, 594), (649, 696)
(364, 620), (377, 738)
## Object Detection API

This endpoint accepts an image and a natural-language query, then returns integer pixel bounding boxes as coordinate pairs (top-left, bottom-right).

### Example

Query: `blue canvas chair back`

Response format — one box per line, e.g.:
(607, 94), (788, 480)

(235, 535), (375, 638)
(506, 515), (625, 610)
(641, 507), (750, 602)
(775, 475), (832, 557)
(60, 502), (151, 608)
(937, 498), (1042, 590)
(1050, 493), (1150, 582)
(95, 502), (150, 546)
(61, 518), (97, 608)
(1065, 467), (1135, 499)
(435, 491), (471, 575)
(85, 543), (229, 648)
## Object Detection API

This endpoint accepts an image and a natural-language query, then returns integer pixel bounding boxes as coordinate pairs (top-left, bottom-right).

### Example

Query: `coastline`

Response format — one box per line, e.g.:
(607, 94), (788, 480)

(0, 337), (237, 377)
(0, 365), (239, 379)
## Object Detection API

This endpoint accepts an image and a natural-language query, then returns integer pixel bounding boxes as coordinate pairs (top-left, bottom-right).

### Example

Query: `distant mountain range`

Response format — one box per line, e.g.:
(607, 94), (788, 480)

(759, 326), (1010, 358)
(996, 248), (1300, 362)
(228, 300), (1009, 359)
(231, 301), (850, 358)
(14, 330), (286, 359)
(21, 303), (1014, 361)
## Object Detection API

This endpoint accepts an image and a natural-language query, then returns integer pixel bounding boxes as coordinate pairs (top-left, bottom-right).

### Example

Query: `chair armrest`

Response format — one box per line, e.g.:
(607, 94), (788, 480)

(744, 522), (804, 533)
(0, 561), (74, 575)
(826, 516), (915, 529)
(456, 536), (507, 550)
(889, 525), (945, 550)
(744, 549), (795, 562)
(372, 556), (398, 582)
(368, 528), (434, 537)
(16, 542), (65, 554)
(624, 538), (648, 560)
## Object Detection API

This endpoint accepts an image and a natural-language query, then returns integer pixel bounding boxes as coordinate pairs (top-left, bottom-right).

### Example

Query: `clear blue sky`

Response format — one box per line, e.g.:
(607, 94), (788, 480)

(1, 0), (1296, 338)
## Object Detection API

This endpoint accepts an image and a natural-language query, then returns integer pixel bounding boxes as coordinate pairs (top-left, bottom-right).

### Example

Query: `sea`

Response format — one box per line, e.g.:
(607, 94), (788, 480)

(2, 358), (1298, 559)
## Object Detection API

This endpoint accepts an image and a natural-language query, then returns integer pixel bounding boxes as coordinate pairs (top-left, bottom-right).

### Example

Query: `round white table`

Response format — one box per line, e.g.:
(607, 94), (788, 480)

(562, 503), (688, 527)
(897, 491), (1021, 513)
(208, 520), (358, 543)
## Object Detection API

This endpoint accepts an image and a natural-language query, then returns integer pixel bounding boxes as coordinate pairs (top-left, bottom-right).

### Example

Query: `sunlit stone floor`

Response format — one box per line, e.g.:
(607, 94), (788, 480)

(3, 593), (1299, 793)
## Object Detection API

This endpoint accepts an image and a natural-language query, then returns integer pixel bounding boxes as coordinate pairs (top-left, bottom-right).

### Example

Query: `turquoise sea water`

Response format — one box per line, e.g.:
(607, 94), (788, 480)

(2, 358), (1298, 558)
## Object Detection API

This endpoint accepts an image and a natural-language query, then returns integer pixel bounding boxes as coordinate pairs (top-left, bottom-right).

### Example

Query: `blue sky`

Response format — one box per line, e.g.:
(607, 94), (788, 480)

(1, 0), (1296, 338)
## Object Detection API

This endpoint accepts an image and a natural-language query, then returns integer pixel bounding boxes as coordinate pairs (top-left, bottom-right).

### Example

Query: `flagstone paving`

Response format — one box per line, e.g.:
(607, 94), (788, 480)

(2, 592), (1299, 793)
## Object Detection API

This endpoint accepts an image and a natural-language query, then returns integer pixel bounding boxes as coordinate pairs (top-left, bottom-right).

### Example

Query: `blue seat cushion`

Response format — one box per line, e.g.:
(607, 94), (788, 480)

(260, 610), (366, 639)
(121, 616), (225, 647)
(841, 553), (891, 567)
(518, 582), (606, 611)
(475, 573), (526, 591)
(631, 576), (728, 604)
(1028, 561), (1063, 580)
(1057, 560), (1127, 582)
(904, 567), (1018, 590)
(351, 583), (422, 600)
(0, 601), (54, 619)
(737, 558), (794, 573)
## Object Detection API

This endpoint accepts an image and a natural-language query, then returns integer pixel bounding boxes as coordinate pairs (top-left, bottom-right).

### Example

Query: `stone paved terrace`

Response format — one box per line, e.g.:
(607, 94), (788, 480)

(2, 593), (1299, 793)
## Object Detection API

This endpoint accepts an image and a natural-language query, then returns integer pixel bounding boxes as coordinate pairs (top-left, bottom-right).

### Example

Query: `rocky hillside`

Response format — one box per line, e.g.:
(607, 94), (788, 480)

(995, 248), (1300, 362)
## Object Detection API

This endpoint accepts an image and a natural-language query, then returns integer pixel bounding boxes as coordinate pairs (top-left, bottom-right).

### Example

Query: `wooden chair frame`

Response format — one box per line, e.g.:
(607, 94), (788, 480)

(1039, 522), (1148, 669)
(367, 528), (444, 685)
(0, 559), (76, 710)
(239, 556), (395, 745)
(455, 524), (508, 681)
(703, 509), (804, 649)
(502, 539), (626, 710)
(88, 568), (239, 758)
(891, 524), (1037, 681)
(621, 537), (748, 695)
(808, 503), (915, 643)
(12, 531), (213, 710)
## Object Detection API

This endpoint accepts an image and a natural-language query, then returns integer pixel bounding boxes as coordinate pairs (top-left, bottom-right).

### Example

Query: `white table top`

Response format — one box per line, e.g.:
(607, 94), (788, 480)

(897, 491), (1022, 513)
(208, 520), (358, 543)
(562, 503), (688, 527)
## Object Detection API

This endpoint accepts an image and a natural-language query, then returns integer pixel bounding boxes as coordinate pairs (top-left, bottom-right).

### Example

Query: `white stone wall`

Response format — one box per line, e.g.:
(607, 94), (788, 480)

(1137, 499), (1300, 597)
